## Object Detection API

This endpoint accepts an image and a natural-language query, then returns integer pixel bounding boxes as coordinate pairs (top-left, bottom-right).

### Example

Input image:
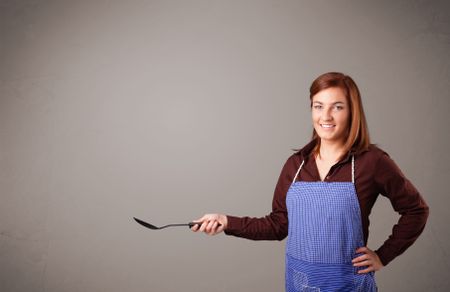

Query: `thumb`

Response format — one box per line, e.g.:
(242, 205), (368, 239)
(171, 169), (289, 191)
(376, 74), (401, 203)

(193, 214), (209, 224)
(191, 214), (211, 231)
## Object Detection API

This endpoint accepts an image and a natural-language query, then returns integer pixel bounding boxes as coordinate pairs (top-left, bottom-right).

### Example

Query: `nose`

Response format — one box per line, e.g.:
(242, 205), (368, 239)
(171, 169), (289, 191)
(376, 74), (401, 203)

(321, 108), (332, 121)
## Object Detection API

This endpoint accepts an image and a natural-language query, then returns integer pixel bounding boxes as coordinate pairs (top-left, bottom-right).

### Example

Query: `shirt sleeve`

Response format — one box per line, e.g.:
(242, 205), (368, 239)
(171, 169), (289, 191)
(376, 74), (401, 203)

(224, 154), (299, 240)
(373, 153), (429, 266)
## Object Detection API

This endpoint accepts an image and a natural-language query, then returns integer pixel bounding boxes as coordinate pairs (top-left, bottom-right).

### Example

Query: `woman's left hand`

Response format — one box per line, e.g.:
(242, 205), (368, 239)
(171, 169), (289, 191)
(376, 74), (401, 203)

(352, 247), (384, 274)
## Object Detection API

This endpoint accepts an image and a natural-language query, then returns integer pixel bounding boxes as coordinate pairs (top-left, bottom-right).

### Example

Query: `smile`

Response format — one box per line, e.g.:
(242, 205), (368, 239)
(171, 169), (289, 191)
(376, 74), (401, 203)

(320, 124), (335, 128)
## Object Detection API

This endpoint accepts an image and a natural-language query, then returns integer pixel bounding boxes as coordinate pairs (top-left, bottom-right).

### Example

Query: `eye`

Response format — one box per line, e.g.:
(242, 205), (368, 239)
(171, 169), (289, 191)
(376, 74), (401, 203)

(334, 105), (344, 111)
(313, 105), (322, 110)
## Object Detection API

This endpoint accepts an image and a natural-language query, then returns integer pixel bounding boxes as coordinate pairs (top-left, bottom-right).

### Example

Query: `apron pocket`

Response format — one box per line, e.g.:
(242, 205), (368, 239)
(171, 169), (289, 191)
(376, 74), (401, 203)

(286, 255), (353, 292)
(291, 270), (320, 291)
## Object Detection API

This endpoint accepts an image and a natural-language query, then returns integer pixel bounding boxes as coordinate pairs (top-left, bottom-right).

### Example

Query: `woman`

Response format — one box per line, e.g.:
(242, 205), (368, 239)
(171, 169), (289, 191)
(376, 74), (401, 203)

(192, 72), (429, 291)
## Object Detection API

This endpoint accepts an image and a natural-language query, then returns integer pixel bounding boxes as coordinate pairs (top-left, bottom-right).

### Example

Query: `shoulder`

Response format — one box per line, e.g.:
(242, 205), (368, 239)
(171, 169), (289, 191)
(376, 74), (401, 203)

(357, 144), (390, 162)
(284, 150), (303, 171)
(354, 144), (396, 178)
(359, 144), (406, 178)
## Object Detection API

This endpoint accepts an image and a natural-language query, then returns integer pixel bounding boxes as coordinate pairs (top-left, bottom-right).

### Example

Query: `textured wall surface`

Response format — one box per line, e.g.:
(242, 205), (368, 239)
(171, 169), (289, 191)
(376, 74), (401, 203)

(1, 1), (449, 291)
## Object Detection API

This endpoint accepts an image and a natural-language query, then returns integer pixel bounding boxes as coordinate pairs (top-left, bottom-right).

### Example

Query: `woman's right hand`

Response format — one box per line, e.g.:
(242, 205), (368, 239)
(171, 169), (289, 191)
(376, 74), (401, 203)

(191, 214), (228, 235)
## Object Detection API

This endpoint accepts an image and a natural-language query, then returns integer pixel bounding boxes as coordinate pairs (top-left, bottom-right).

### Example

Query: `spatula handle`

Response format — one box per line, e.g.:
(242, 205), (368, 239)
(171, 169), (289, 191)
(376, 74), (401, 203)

(188, 222), (222, 228)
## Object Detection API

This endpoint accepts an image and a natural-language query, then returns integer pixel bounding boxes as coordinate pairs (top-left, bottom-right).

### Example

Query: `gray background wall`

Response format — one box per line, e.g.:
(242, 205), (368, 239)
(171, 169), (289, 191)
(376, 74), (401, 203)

(1, 0), (449, 291)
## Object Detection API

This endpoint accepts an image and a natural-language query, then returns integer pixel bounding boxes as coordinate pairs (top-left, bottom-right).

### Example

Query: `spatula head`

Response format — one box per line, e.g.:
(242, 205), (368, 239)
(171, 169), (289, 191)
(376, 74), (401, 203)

(133, 217), (160, 230)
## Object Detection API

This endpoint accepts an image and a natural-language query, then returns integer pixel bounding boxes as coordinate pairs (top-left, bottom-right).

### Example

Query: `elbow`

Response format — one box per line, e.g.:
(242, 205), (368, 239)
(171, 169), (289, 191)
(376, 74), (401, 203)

(276, 233), (288, 241)
(402, 197), (430, 220)
(420, 198), (430, 222)
(274, 225), (288, 241)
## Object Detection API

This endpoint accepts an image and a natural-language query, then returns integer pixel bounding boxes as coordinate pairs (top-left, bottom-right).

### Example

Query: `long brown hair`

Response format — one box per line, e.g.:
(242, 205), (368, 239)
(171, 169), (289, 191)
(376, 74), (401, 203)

(309, 72), (370, 157)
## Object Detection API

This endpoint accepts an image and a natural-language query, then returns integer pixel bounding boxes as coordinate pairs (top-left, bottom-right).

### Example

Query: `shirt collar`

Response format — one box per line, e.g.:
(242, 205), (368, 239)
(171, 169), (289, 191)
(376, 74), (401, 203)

(297, 139), (366, 165)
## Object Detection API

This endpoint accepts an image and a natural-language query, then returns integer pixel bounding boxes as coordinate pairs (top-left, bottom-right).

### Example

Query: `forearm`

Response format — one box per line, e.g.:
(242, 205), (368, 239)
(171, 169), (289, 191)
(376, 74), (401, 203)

(372, 153), (430, 265)
(375, 204), (429, 265)
(224, 212), (288, 241)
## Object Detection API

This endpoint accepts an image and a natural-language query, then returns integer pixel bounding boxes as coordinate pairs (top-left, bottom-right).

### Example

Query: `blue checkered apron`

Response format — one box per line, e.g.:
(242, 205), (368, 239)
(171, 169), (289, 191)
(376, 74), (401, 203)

(285, 156), (377, 291)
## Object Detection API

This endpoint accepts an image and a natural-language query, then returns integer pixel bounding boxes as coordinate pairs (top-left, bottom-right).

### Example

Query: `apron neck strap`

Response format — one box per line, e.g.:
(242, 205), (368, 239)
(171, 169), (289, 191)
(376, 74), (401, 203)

(292, 160), (304, 184)
(351, 155), (355, 184)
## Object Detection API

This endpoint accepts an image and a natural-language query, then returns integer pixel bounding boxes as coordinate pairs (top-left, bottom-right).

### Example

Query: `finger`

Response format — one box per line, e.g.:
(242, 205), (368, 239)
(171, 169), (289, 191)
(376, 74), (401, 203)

(358, 266), (374, 274)
(352, 254), (369, 263)
(195, 214), (209, 222)
(209, 220), (219, 235)
(199, 221), (208, 232)
(193, 222), (203, 229)
(211, 221), (220, 235)
(191, 224), (199, 232)
(205, 220), (215, 233)
(353, 260), (372, 267)
(208, 221), (217, 233)
(193, 217), (204, 223)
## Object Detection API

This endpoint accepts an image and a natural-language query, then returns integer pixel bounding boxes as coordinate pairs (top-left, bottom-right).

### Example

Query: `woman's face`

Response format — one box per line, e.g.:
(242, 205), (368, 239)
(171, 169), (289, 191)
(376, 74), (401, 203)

(311, 87), (350, 145)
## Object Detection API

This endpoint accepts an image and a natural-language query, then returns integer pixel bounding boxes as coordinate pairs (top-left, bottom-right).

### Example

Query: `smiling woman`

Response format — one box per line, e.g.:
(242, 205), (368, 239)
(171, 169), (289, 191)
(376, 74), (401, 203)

(309, 73), (370, 162)
(192, 72), (429, 292)
(311, 87), (350, 152)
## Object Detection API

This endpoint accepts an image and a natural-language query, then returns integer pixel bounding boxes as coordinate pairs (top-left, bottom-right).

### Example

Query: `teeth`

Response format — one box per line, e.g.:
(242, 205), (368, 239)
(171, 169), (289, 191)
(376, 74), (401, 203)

(321, 124), (334, 128)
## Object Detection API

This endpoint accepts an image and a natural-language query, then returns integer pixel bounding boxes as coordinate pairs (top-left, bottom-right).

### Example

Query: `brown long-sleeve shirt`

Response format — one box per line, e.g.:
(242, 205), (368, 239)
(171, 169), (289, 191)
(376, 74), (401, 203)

(224, 140), (429, 266)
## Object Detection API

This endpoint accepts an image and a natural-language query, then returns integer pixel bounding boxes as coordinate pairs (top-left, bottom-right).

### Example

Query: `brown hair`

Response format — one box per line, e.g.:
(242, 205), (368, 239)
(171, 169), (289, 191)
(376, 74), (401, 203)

(309, 72), (370, 157)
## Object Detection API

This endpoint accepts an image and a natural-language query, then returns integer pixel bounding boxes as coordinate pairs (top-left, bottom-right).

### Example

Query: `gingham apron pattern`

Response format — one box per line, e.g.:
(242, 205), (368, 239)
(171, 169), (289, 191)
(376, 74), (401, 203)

(285, 156), (377, 291)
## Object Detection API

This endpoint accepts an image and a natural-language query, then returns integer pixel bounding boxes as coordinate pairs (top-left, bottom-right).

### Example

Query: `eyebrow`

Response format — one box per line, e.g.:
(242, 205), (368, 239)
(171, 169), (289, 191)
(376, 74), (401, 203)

(312, 101), (345, 105)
